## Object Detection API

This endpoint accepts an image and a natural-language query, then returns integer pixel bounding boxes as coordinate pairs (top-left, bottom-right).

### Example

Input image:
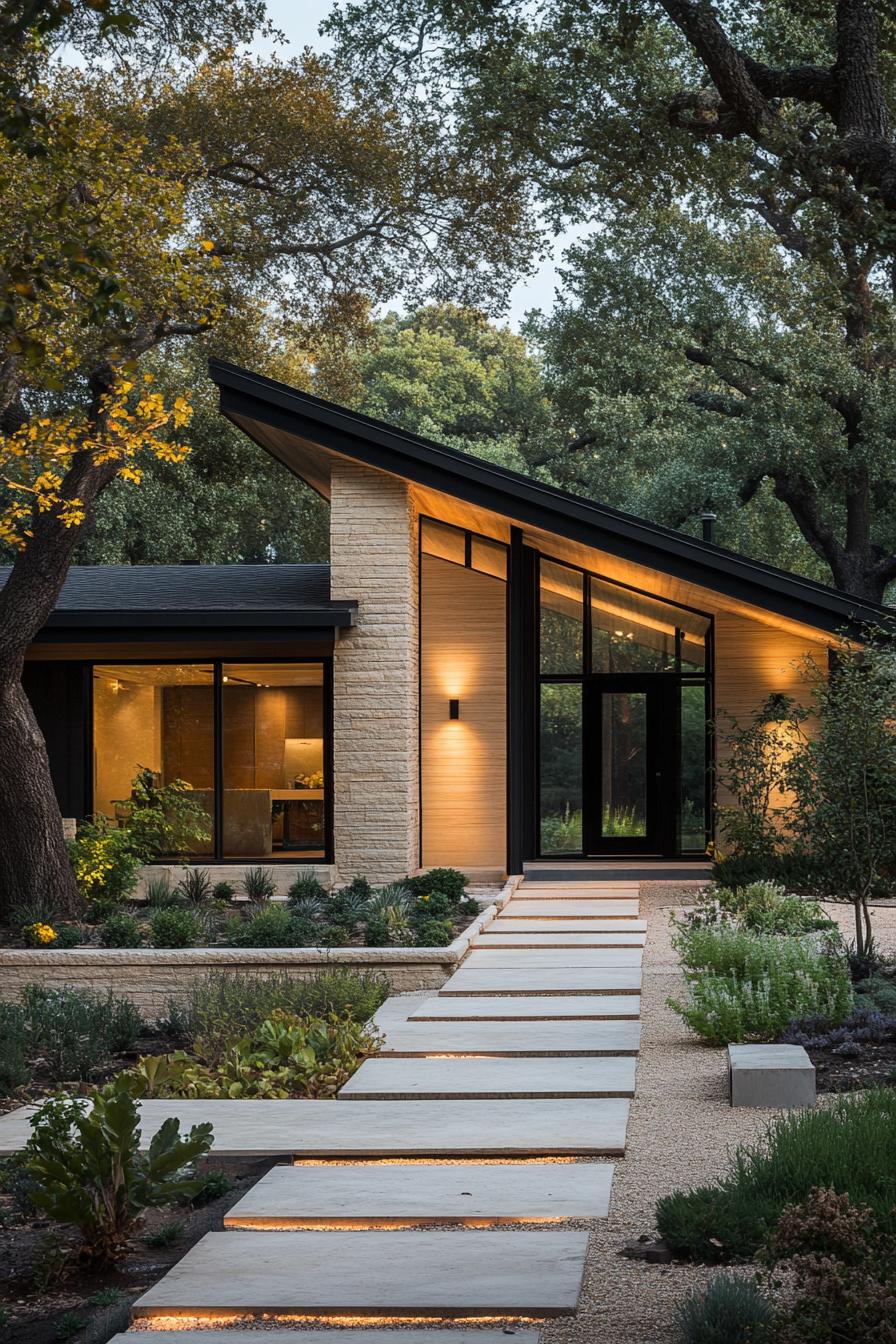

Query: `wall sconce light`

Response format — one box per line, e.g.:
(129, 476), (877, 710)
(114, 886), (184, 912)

(449, 698), (460, 720)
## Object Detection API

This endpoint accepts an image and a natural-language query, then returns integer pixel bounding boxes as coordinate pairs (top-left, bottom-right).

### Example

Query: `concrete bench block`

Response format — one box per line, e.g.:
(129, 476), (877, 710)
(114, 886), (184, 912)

(728, 1044), (815, 1108)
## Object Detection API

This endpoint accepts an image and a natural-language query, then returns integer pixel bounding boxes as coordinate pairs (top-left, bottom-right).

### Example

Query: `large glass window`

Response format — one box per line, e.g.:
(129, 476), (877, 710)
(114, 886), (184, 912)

(601, 691), (648, 838)
(222, 663), (325, 859)
(92, 660), (329, 860)
(540, 560), (584, 673)
(679, 683), (708, 851)
(539, 682), (583, 853)
(591, 577), (709, 673)
(93, 664), (214, 854)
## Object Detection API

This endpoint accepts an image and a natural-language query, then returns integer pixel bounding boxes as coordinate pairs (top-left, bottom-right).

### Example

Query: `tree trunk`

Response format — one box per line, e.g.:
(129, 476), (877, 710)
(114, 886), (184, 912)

(0, 662), (83, 918)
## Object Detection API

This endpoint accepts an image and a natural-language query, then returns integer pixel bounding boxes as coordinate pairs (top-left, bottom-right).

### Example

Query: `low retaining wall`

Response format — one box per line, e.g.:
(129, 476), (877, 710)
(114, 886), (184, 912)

(0, 878), (521, 1016)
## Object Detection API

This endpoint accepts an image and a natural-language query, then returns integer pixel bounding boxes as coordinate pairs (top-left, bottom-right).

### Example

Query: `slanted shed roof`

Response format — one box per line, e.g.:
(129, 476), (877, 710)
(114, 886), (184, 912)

(210, 358), (892, 639)
(0, 564), (355, 631)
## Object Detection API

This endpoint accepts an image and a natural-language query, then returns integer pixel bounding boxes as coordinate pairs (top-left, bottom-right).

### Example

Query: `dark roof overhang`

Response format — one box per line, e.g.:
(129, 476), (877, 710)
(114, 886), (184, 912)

(210, 359), (892, 640)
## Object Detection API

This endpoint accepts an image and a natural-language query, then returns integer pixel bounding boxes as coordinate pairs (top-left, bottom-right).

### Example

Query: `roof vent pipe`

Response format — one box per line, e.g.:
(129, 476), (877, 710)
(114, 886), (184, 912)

(701, 510), (717, 544)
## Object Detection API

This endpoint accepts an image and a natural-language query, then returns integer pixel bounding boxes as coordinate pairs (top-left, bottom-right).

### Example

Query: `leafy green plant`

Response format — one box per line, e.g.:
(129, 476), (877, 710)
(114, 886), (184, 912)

(24, 1078), (212, 1266)
(0, 1003), (29, 1095)
(675, 1274), (774, 1344)
(212, 879), (235, 901)
(406, 867), (467, 900)
(241, 865), (277, 904)
(227, 905), (312, 948)
(54, 1310), (88, 1340)
(52, 923), (82, 949)
(128, 1010), (381, 1100)
(177, 1167), (232, 1206)
(174, 866), (213, 905)
(288, 873), (327, 905)
(114, 765), (211, 862)
(144, 873), (180, 908)
(328, 879), (372, 930)
(68, 816), (142, 907)
(683, 882), (835, 937)
(22, 985), (143, 1085)
(657, 1090), (896, 1262)
(173, 970), (389, 1062)
(668, 924), (852, 1045)
(148, 906), (201, 948)
(99, 911), (143, 948)
(762, 1187), (896, 1344)
(143, 1218), (185, 1247)
(415, 916), (454, 946)
(715, 697), (807, 867)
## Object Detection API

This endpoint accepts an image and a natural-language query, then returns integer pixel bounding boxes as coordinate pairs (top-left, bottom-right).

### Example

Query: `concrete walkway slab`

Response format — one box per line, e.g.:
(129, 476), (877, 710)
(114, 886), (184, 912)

(224, 1160), (615, 1226)
(513, 886), (638, 898)
(0, 1096), (630, 1157)
(410, 995), (641, 1021)
(463, 948), (643, 969)
(132, 1229), (591, 1317)
(484, 919), (645, 933)
(439, 967), (642, 996)
(379, 1018), (641, 1056)
(498, 901), (640, 919)
(519, 882), (640, 891)
(338, 1055), (637, 1099)
(474, 931), (645, 947)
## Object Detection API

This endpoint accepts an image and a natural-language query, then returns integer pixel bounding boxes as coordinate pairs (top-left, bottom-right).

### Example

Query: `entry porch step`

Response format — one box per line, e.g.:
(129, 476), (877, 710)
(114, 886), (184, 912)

(378, 1018), (641, 1056)
(498, 901), (640, 919)
(475, 930), (645, 947)
(338, 1055), (637, 1099)
(462, 948), (643, 970)
(439, 967), (642, 996)
(410, 995), (641, 1021)
(223, 1160), (615, 1226)
(132, 1229), (591, 1318)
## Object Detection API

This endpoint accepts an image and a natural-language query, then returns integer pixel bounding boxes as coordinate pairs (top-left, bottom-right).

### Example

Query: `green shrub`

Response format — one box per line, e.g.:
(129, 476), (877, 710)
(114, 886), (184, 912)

(52, 923), (82, 949)
(675, 1274), (774, 1343)
(657, 1089), (896, 1262)
(174, 969), (389, 1062)
(144, 1219), (185, 1248)
(241, 865), (276, 904)
(328, 879), (372, 931)
(668, 924), (853, 1045)
(0, 1003), (29, 1095)
(763, 1186), (896, 1344)
(685, 882), (835, 936)
(211, 880), (235, 901)
(855, 973), (896, 1015)
(178, 1167), (232, 1206)
(287, 874), (327, 905)
(22, 985), (143, 1085)
(115, 766), (211, 862)
(407, 867), (467, 900)
(128, 1010), (381, 1099)
(174, 866), (213, 905)
(144, 874), (180, 908)
(99, 911), (143, 948)
(68, 816), (142, 906)
(415, 916), (455, 946)
(149, 906), (201, 948)
(24, 1077), (212, 1265)
(227, 905), (311, 948)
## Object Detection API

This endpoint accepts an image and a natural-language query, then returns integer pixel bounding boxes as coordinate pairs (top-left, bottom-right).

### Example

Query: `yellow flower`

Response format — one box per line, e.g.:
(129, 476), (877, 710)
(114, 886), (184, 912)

(24, 922), (57, 945)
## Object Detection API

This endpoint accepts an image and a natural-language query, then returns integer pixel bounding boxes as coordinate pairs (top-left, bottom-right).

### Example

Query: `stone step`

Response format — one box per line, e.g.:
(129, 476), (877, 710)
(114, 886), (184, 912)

(439, 967), (642, 996)
(0, 1097), (628, 1157)
(474, 931), (645, 947)
(410, 995), (641, 1021)
(338, 1055), (637, 1100)
(520, 881), (640, 891)
(379, 1018), (641, 1057)
(515, 885), (638, 897)
(484, 919), (646, 933)
(223, 1160), (615, 1226)
(462, 949), (643, 969)
(113, 1333), (541, 1344)
(498, 901), (640, 919)
(132, 1229), (591, 1318)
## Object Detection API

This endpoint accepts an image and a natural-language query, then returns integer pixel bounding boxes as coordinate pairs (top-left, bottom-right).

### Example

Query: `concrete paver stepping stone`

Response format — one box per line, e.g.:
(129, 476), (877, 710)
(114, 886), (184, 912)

(513, 886), (638, 898)
(338, 1055), (636, 1099)
(519, 881), (639, 890)
(498, 901), (639, 919)
(475, 931), (645, 947)
(463, 948), (643, 969)
(379, 1018), (641, 1056)
(132, 1229), (591, 1318)
(410, 995), (641, 1021)
(114, 1333), (542, 1344)
(439, 967), (641, 996)
(486, 918), (645, 933)
(223, 1160), (615, 1226)
(0, 1097), (630, 1156)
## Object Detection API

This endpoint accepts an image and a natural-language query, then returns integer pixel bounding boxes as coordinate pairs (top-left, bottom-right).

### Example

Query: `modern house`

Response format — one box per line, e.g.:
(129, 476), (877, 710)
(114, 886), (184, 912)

(14, 359), (890, 883)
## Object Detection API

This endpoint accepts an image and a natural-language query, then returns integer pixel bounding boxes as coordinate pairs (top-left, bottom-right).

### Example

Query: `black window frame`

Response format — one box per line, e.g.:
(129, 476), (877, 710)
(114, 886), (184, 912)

(89, 655), (334, 864)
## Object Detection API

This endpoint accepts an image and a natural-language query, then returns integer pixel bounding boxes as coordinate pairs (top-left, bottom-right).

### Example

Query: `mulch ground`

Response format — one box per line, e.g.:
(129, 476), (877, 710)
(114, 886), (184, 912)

(808, 1038), (896, 1093)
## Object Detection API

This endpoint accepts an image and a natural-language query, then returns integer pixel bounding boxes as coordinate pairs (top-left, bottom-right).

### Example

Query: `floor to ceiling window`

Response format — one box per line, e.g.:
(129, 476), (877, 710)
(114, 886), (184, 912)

(537, 556), (712, 858)
(92, 660), (330, 860)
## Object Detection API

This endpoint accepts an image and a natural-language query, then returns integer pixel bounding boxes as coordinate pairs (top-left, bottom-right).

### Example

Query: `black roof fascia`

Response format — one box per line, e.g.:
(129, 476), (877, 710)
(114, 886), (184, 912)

(210, 359), (891, 639)
(39, 606), (355, 631)
(32, 623), (342, 645)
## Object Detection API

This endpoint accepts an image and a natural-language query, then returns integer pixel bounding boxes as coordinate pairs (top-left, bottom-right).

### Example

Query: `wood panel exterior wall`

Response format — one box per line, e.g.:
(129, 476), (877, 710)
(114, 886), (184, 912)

(420, 553), (507, 870)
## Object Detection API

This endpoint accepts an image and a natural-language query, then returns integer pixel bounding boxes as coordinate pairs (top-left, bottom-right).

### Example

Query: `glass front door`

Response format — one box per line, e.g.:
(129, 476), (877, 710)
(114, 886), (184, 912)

(582, 679), (672, 855)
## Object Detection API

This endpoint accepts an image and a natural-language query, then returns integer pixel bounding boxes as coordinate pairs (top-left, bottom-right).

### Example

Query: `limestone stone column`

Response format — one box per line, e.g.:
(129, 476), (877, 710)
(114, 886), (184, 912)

(329, 458), (419, 882)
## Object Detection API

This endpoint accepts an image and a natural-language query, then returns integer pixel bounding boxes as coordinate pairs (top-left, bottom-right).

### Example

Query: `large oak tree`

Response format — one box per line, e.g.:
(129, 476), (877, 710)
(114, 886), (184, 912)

(328, 0), (896, 601)
(0, 11), (531, 916)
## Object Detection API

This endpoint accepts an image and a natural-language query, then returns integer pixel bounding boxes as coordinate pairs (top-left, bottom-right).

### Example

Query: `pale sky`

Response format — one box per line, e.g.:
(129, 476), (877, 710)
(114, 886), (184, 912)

(255, 0), (578, 331)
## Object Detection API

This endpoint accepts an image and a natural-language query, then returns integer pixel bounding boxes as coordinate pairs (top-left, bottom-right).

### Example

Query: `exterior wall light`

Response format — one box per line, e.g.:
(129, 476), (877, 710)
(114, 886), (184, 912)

(449, 699), (460, 720)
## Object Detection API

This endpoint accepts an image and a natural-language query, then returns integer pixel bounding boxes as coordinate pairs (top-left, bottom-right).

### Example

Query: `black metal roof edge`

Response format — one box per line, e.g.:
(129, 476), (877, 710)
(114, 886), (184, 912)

(40, 606), (356, 630)
(209, 358), (891, 638)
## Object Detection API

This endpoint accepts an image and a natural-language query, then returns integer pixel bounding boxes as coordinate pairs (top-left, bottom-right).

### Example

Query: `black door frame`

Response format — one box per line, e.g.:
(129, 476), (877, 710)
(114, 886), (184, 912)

(582, 676), (677, 857)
